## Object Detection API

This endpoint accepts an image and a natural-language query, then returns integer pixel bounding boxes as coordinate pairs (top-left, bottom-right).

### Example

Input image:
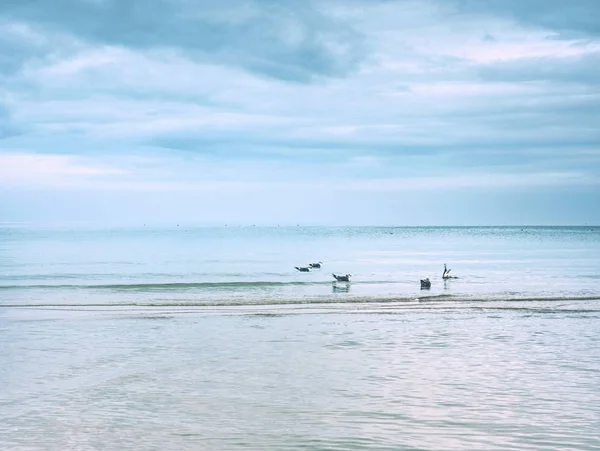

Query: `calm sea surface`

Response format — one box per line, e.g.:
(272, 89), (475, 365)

(1, 226), (599, 450)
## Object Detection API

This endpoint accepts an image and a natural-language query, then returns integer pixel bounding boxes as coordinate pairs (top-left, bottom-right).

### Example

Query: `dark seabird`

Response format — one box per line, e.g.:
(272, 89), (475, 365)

(333, 273), (351, 282)
(309, 262), (323, 269)
(420, 278), (431, 289)
(295, 266), (311, 272)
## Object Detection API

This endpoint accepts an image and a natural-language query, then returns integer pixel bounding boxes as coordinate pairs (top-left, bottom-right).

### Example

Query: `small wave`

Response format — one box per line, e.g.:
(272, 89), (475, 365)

(2, 295), (599, 309)
(0, 280), (403, 290)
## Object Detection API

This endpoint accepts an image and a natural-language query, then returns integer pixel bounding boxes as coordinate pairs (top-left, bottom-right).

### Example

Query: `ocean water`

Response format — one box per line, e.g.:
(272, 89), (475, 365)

(2, 225), (600, 307)
(1, 226), (600, 450)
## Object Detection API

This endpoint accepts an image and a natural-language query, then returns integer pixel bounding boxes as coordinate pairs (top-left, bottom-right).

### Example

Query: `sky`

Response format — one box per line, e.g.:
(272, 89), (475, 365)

(0, 0), (599, 226)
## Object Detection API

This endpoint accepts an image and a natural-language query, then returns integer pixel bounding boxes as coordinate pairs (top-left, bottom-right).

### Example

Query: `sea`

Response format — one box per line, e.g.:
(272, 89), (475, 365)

(1, 225), (599, 450)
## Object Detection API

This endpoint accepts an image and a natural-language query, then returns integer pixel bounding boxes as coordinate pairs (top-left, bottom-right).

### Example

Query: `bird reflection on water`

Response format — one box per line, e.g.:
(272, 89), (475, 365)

(332, 282), (351, 293)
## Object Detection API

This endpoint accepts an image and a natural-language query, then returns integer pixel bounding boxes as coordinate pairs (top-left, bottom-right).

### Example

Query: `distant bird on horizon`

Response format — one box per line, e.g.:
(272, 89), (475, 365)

(333, 273), (351, 282)
(295, 266), (311, 272)
(309, 262), (323, 269)
(420, 278), (431, 289)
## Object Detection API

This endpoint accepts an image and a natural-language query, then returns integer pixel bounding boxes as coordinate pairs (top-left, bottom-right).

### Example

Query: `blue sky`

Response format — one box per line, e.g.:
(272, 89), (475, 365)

(1, 0), (599, 225)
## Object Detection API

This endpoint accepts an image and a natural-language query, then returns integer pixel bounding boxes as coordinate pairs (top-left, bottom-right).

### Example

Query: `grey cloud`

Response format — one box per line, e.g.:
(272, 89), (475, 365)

(454, 0), (600, 36)
(0, 17), (83, 78)
(148, 133), (600, 185)
(0, 0), (366, 82)
(0, 31), (28, 75)
(145, 77), (600, 165)
(150, 112), (600, 158)
(0, 22), (46, 75)
(479, 51), (600, 85)
(0, 104), (21, 139)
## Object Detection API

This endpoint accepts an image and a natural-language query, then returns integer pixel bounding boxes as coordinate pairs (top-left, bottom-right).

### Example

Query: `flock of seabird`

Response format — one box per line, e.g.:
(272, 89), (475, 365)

(294, 262), (351, 282)
(295, 262), (457, 288)
(294, 261), (322, 272)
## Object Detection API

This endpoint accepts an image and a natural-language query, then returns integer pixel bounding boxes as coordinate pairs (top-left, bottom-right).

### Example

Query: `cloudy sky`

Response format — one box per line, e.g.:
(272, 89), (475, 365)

(1, 0), (599, 225)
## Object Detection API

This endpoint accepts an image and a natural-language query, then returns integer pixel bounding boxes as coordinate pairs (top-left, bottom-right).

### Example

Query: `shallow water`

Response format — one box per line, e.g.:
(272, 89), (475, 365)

(2, 307), (600, 450)
(1, 226), (600, 450)
(1, 226), (600, 306)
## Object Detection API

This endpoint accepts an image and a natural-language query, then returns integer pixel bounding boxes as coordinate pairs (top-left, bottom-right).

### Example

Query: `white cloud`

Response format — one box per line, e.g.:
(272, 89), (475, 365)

(408, 81), (537, 96)
(39, 48), (118, 76)
(338, 172), (598, 191)
(0, 152), (127, 187)
(452, 38), (599, 64)
(1, 151), (593, 192)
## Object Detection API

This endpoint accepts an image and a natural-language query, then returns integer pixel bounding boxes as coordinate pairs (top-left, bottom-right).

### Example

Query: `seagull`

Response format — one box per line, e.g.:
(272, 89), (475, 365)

(443, 263), (458, 279)
(333, 273), (351, 282)
(420, 278), (431, 289)
(309, 262), (323, 269)
(295, 266), (311, 272)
